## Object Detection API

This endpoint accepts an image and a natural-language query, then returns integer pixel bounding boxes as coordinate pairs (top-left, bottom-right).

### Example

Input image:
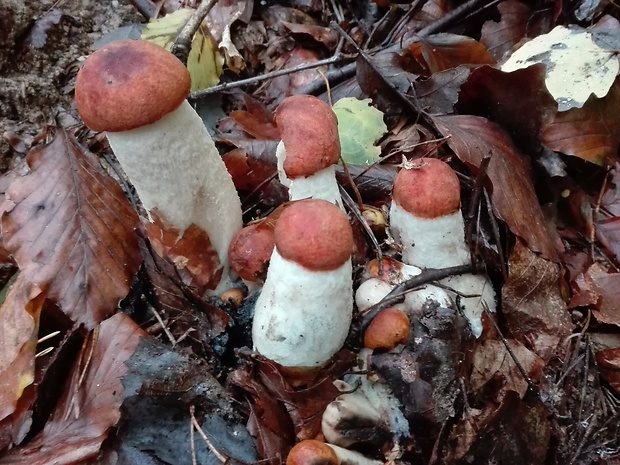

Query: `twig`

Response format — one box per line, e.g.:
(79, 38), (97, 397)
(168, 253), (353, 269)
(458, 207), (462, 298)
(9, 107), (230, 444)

(190, 54), (352, 99)
(171, 0), (219, 65)
(190, 406), (198, 465)
(340, 187), (383, 268)
(190, 406), (228, 464)
(357, 263), (478, 330)
(465, 154), (491, 263)
(150, 306), (177, 346)
(416, 0), (494, 37)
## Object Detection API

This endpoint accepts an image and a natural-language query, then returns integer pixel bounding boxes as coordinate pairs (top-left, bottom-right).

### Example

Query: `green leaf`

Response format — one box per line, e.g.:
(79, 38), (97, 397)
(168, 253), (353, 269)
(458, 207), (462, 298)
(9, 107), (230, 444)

(141, 8), (221, 91)
(333, 98), (387, 165)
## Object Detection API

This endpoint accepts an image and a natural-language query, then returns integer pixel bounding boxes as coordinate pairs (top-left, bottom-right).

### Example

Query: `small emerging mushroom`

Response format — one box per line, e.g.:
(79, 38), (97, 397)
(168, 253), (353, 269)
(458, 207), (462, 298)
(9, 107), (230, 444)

(275, 95), (343, 209)
(75, 39), (243, 288)
(252, 198), (353, 370)
(287, 440), (382, 465)
(389, 158), (496, 336)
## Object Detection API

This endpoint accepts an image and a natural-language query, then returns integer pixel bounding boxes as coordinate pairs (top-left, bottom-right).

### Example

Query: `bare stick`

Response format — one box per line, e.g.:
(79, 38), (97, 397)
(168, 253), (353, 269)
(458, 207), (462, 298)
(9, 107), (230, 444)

(171, 0), (219, 65)
(189, 54), (351, 99)
(190, 406), (228, 464)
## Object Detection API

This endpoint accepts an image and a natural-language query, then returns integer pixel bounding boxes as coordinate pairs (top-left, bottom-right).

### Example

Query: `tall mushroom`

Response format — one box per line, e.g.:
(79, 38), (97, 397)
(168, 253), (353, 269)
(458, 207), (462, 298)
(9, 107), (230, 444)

(274, 95), (343, 209)
(75, 39), (243, 286)
(389, 158), (495, 337)
(252, 198), (353, 370)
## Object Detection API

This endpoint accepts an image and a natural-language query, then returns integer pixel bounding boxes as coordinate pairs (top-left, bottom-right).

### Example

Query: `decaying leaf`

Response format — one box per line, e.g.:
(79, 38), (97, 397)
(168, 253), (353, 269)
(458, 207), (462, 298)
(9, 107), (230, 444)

(434, 115), (560, 262)
(480, 0), (531, 60)
(596, 347), (620, 394)
(413, 65), (470, 115)
(0, 275), (43, 442)
(502, 239), (573, 361)
(332, 98), (387, 166)
(0, 313), (145, 464)
(2, 131), (142, 329)
(501, 25), (620, 111)
(542, 76), (620, 166)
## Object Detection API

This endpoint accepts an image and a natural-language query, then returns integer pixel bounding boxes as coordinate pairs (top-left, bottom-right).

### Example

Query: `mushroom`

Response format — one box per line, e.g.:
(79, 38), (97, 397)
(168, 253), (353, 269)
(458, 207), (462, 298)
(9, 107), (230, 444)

(228, 219), (275, 293)
(252, 198), (353, 370)
(389, 158), (496, 337)
(75, 39), (243, 287)
(275, 95), (343, 209)
(364, 308), (410, 350)
(287, 440), (382, 465)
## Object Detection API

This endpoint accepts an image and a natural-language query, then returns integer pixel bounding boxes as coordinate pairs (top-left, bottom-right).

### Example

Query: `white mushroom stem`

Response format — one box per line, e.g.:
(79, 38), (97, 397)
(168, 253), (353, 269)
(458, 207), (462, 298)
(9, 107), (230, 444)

(276, 141), (343, 209)
(252, 249), (352, 367)
(327, 444), (383, 465)
(107, 100), (242, 269)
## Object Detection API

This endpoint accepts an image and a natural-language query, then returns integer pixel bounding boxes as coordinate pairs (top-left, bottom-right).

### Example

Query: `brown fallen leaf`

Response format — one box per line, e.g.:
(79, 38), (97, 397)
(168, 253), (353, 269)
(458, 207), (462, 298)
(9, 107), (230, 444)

(596, 346), (620, 394)
(582, 263), (620, 327)
(480, 0), (531, 60)
(0, 274), (44, 447)
(2, 130), (142, 329)
(543, 76), (620, 166)
(434, 114), (560, 262)
(470, 338), (544, 402)
(0, 312), (145, 464)
(502, 239), (573, 361)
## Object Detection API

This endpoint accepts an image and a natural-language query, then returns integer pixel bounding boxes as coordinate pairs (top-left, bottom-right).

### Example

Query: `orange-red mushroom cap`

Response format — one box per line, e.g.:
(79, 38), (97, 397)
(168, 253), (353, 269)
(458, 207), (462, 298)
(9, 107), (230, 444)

(275, 199), (352, 271)
(75, 39), (191, 132)
(392, 158), (461, 219)
(275, 95), (341, 178)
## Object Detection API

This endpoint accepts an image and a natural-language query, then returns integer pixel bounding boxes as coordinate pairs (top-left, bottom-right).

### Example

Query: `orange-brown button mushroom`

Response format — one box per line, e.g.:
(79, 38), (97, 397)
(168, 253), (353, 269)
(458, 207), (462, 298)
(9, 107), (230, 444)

(75, 40), (242, 288)
(364, 308), (410, 350)
(228, 221), (275, 291)
(287, 440), (383, 465)
(252, 199), (353, 369)
(275, 95), (343, 209)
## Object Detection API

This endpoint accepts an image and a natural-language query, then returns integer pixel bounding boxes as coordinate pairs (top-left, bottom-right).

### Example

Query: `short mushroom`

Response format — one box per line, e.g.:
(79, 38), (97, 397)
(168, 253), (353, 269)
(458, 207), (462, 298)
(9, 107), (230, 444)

(75, 39), (243, 286)
(228, 219), (275, 293)
(389, 158), (496, 337)
(287, 440), (382, 465)
(275, 95), (343, 209)
(252, 198), (353, 370)
(364, 307), (410, 350)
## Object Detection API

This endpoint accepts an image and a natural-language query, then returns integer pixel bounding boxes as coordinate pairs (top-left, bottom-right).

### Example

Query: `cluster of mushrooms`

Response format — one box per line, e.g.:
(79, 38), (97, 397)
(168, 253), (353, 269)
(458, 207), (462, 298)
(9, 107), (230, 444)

(75, 40), (496, 464)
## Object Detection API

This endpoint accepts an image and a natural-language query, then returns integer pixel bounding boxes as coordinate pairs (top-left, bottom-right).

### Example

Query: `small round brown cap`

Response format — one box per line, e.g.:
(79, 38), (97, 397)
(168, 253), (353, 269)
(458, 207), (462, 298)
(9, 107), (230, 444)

(275, 199), (353, 271)
(75, 39), (191, 132)
(393, 158), (461, 219)
(228, 222), (275, 283)
(287, 440), (339, 465)
(275, 95), (341, 178)
(364, 307), (410, 350)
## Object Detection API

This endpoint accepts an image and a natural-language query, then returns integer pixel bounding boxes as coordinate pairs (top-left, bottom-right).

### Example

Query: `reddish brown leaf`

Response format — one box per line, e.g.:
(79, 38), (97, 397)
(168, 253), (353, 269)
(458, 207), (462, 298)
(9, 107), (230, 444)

(0, 313), (145, 464)
(583, 263), (620, 327)
(502, 240), (573, 361)
(470, 339), (544, 402)
(457, 64), (556, 153)
(2, 131), (142, 329)
(596, 347), (620, 394)
(229, 111), (280, 140)
(434, 114), (560, 261)
(480, 0), (531, 60)
(223, 148), (279, 192)
(408, 33), (496, 75)
(282, 21), (338, 49)
(413, 65), (470, 115)
(542, 77), (620, 166)
(0, 275), (43, 440)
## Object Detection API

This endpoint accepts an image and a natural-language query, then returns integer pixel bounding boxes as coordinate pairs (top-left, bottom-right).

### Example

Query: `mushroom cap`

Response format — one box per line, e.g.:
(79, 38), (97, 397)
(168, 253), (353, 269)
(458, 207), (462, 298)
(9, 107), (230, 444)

(275, 95), (341, 178)
(392, 158), (461, 219)
(287, 440), (339, 465)
(75, 39), (191, 132)
(275, 199), (352, 271)
(228, 222), (275, 283)
(364, 307), (410, 350)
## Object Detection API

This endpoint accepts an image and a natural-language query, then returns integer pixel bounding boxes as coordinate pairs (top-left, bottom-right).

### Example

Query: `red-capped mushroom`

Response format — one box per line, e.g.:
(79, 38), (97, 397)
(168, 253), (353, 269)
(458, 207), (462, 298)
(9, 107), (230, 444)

(287, 440), (382, 465)
(228, 220), (275, 292)
(389, 158), (496, 337)
(364, 307), (410, 350)
(75, 39), (242, 287)
(252, 199), (353, 369)
(275, 95), (343, 208)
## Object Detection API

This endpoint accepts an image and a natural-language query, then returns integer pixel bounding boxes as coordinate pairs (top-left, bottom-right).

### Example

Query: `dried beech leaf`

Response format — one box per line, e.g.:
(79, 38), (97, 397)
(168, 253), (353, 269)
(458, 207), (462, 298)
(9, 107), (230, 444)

(0, 313), (145, 464)
(584, 263), (620, 327)
(480, 0), (531, 60)
(408, 33), (495, 74)
(2, 131), (142, 329)
(542, 77), (620, 166)
(434, 115), (560, 262)
(596, 347), (620, 394)
(0, 275), (43, 424)
(470, 339), (544, 401)
(502, 240), (573, 361)
(413, 65), (470, 115)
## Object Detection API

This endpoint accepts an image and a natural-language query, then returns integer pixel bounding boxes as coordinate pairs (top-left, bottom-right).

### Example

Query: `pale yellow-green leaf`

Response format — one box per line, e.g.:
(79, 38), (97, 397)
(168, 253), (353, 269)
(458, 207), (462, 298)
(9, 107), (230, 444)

(333, 98), (387, 166)
(142, 8), (222, 91)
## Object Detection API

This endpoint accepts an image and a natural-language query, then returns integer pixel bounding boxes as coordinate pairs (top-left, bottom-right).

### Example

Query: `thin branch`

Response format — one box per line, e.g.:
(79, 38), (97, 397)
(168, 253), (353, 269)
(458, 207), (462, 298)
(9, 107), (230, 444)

(171, 0), (219, 65)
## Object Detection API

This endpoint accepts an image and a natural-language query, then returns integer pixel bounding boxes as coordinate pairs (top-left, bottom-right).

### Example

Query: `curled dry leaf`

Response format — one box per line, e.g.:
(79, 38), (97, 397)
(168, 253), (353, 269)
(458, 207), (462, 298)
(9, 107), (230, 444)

(502, 239), (573, 361)
(1, 131), (142, 329)
(0, 274), (43, 447)
(434, 114), (560, 262)
(0, 312), (145, 465)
